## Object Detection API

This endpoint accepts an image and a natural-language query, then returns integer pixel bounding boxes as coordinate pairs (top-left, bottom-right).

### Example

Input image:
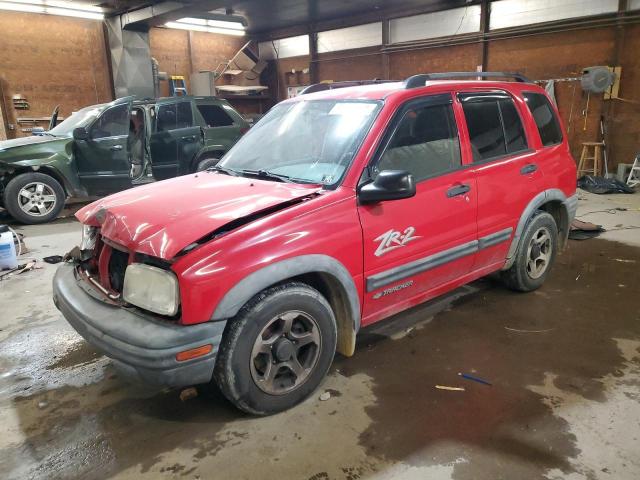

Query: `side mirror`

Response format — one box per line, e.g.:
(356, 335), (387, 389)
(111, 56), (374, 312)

(358, 170), (416, 204)
(73, 127), (89, 141)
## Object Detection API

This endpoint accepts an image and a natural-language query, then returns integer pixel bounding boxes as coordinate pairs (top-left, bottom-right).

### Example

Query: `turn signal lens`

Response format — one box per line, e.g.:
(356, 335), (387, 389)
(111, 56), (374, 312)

(176, 344), (213, 362)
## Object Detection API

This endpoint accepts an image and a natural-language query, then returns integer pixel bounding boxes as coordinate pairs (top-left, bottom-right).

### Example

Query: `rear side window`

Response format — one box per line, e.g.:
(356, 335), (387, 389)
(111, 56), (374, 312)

(523, 92), (563, 146)
(156, 102), (193, 132)
(197, 104), (234, 127)
(377, 102), (461, 182)
(459, 94), (528, 162)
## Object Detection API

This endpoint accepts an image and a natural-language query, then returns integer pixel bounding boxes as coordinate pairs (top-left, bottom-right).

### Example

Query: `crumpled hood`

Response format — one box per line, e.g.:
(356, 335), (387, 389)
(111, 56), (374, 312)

(76, 172), (322, 260)
(0, 135), (61, 151)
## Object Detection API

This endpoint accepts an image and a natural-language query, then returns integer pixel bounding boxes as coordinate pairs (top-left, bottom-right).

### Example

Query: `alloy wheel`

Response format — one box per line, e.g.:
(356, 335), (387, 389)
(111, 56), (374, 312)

(250, 310), (321, 395)
(17, 182), (57, 217)
(526, 226), (552, 279)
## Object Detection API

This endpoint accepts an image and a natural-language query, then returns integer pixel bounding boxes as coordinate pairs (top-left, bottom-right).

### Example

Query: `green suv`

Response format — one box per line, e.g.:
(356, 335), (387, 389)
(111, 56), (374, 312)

(0, 96), (249, 224)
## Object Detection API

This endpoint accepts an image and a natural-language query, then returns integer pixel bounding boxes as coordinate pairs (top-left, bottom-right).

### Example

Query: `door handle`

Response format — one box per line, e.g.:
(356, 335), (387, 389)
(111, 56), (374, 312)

(181, 135), (197, 142)
(446, 183), (471, 198)
(110, 145), (123, 151)
(520, 163), (538, 175)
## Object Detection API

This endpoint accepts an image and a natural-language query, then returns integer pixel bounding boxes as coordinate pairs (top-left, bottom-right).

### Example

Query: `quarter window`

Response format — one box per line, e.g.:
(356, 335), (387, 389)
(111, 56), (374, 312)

(523, 92), (563, 146)
(156, 102), (193, 132)
(459, 94), (528, 162)
(91, 104), (128, 139)
(377, 102), (461, 182)
(197, 104), (234, 127)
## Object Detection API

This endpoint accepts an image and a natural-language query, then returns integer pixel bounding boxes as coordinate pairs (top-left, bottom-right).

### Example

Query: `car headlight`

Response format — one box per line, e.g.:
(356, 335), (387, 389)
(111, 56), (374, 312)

(123, 263), (180, 316)
(80, 225), (99, 251)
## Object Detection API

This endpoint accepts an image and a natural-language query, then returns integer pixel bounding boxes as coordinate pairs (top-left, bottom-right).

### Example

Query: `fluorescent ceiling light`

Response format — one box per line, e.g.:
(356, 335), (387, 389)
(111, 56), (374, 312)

(0, 0), (103, 19)
(166, 20), (245, 36)
(177, 16), (245, 30)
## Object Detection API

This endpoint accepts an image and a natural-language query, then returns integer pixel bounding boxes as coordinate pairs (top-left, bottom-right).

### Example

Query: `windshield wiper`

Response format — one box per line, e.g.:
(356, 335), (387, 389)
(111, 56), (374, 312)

(238, 169), (297, 183)
(239, 169), (321, 185)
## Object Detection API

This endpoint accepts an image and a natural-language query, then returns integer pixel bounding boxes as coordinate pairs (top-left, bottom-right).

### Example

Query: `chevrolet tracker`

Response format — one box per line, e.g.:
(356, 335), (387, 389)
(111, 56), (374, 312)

(53, 72), (577, 415)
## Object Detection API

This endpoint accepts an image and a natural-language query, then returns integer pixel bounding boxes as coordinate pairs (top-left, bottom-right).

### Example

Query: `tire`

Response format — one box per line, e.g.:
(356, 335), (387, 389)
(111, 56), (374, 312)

(195, 156), (220, 172)
(501, 210), (558, 292)
(3, 173), (65, 225)
(214, 282), (337, 415)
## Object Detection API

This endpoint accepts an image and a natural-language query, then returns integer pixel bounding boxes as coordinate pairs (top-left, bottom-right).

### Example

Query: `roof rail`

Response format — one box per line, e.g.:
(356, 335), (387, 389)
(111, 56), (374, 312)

(300, 79), (397, 95)
(404, 72), (532, 89)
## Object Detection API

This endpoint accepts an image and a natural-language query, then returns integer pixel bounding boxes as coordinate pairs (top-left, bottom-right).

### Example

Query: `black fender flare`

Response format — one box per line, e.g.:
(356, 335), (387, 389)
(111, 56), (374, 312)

(503, 188), (577, 270)
(211, 254), (361, 356)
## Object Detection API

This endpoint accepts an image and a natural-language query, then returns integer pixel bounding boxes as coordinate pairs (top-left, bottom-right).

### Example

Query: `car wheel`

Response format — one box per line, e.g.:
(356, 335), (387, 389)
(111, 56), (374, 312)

(214, 282), (337, 415)
(501, 211), (558, 292)
(3, 173), (65, 224)
(196, 157), (220, 172)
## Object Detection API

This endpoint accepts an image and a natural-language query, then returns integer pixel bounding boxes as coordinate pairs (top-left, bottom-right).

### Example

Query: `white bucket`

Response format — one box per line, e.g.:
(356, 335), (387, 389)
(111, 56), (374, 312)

(0, 225), (18, 270)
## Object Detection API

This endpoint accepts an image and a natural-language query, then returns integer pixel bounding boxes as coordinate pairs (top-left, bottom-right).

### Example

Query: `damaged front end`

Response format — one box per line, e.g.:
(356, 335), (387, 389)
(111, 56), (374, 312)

(66, 224), (181, 319)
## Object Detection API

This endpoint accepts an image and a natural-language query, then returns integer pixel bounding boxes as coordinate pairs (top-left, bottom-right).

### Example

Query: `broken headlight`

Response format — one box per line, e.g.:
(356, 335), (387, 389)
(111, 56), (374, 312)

(123, 263), (180, 316)
(80, 225), (99, 251)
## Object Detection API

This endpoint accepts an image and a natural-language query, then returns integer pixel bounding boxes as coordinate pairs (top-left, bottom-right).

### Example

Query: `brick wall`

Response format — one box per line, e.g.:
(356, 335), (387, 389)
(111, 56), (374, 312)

(0, 12), (112, 138)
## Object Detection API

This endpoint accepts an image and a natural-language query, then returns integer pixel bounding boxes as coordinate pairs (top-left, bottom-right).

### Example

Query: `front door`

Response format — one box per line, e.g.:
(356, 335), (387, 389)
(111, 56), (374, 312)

(358, 94), (478, 325)
(75, 102), (132, 196)
(150, 100), (203, 179)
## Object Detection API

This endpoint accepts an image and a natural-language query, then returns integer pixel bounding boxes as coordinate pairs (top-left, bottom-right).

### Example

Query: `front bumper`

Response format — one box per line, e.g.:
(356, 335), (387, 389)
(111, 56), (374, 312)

(53, 263), (226, 388)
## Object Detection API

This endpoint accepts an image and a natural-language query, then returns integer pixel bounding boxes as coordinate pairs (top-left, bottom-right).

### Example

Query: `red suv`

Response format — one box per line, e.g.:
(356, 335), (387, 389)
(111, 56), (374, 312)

(53, 72), (577, 415)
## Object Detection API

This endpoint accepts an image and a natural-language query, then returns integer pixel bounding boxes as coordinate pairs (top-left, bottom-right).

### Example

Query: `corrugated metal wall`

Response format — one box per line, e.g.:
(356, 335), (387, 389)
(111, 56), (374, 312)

(390, 6), (481, 44)
(317, 22), (382, 53)
(490, 0), (618, 29)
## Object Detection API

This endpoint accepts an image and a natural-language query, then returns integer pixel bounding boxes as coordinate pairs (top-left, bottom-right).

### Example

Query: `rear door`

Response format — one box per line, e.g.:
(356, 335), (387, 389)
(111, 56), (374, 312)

(456, 91), (544, 270)
(195, 100), (246, 155)
(74, 101), (132, 195)
(358, 94), (478, 325)
(150, 100), (203, 179)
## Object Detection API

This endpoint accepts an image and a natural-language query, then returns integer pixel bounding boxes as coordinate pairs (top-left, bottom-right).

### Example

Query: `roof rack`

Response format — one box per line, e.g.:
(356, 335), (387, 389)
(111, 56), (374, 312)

(404, 72), (532, 89)
(299, 79), (397, 95)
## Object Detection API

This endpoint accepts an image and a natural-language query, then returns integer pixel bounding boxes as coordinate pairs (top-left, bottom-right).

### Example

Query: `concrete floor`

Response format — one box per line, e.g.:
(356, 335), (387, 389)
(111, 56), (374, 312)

(0, 190), (639, 480)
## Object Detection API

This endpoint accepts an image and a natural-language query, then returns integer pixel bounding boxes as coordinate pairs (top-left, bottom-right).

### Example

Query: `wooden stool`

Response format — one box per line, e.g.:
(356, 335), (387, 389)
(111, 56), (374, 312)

(577, 142), (605, 178)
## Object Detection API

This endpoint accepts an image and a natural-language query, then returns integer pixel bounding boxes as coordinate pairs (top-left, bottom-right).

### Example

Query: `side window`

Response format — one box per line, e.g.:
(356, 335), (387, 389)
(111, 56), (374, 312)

(459, 94), (527, 162)
(197, 104), (235, 127)
(377, 102), (461, 182)
(91, 104), (128, 139)
(156, 102), (193, 132)
(523, 92), (563, 146)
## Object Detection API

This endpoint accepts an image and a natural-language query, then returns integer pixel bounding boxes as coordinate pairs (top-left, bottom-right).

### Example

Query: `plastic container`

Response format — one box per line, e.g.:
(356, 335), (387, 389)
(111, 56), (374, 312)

(0, 225), (18, 270)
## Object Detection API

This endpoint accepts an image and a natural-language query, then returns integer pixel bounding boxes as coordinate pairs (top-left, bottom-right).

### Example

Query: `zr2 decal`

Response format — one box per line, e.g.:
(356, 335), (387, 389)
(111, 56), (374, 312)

(374, 226), (419, 257)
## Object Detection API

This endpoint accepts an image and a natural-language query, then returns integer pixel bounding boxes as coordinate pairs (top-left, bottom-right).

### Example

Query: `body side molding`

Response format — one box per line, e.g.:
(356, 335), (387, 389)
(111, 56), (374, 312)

(367, 227), (513, 292)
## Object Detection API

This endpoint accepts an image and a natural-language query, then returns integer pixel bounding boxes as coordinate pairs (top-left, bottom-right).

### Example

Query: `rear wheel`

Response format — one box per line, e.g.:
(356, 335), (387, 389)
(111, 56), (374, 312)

(214, 282), (337, 415)
(3, 173), (65, 224)
(501, 211), (558, 292)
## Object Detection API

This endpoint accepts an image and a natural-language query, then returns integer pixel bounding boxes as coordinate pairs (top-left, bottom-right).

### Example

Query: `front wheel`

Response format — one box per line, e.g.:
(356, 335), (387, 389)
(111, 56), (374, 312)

(214, 282), (337, 415)
(501, 211), (558, 292)
(3, 173), (65, 224)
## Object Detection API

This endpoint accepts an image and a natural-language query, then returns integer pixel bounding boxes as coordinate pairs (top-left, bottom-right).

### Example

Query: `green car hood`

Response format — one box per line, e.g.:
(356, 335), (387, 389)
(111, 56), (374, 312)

(0, 135), (72, 165)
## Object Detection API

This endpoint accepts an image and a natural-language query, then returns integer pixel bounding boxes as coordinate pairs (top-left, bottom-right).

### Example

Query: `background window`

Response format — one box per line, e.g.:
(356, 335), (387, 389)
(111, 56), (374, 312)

(91, 104), (128, 139)
(523, 92), (563, 146)
(377, 102), (461, 182)
(460, 95), (527, 161)
(156, 102), (193, 132)
(197, 104), (234, 127)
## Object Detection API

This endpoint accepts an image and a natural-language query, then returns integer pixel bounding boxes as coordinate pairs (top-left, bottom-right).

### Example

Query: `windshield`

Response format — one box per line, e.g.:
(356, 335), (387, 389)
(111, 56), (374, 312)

(218, 99), (382, 186)
(48, 105), (105, 137)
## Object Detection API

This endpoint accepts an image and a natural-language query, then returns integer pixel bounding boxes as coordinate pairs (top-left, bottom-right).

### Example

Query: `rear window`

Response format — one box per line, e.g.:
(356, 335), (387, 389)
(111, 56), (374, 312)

(459, 94), (528, 162)
(197, 104), (235, 127)
(523, 92), (563, 146)
(156, 102), (193, 132)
